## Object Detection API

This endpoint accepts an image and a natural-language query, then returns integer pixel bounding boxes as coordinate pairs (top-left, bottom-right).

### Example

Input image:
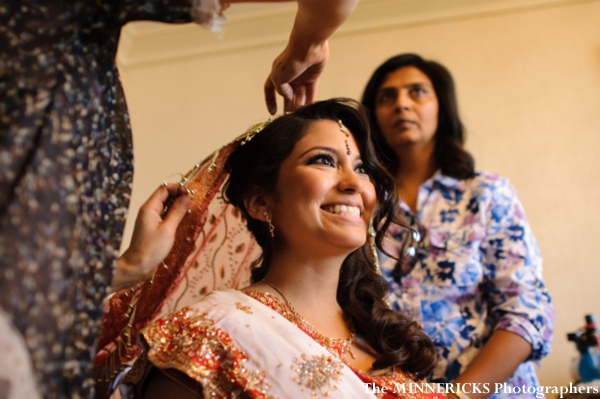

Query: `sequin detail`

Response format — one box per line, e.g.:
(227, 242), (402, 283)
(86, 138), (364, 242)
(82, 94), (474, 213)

(244, 291), (437, 398)
(140, 307), (272, 398)
(236, 302), (253, 314)
(291, 354), (343, 398)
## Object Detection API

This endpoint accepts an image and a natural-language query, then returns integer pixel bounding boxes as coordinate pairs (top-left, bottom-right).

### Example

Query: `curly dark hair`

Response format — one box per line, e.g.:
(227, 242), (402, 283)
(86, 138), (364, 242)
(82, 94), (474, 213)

(223, 98), (437, 376)
(361, 53), (475, 179)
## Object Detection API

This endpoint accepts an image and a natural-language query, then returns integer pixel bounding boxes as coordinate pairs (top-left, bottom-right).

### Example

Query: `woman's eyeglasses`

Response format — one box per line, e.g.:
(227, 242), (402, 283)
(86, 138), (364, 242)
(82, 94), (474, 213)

(392, 215), (427, 280)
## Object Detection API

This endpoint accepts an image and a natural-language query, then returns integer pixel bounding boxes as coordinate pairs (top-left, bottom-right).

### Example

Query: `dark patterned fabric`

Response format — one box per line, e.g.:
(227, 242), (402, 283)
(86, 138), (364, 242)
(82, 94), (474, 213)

(0, 1), (194, 398)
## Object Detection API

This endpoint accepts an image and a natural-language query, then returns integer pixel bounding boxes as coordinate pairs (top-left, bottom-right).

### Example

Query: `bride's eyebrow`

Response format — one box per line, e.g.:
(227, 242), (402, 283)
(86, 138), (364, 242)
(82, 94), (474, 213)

(296, 146), (338, 159)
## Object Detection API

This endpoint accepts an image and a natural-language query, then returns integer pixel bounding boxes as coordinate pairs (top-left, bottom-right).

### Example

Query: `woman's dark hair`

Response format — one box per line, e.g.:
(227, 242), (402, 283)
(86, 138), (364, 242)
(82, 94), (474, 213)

(224, 98), (437, 376)
(361, 53), (475, 179)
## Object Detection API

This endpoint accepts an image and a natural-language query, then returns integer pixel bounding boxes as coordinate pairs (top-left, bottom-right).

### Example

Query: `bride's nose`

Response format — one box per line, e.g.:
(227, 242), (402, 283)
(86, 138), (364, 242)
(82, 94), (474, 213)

(338, 167), (364, 194)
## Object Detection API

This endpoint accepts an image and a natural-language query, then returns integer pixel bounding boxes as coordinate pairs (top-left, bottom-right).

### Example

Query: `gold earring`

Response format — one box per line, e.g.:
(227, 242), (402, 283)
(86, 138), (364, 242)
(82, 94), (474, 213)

(263, 211), (275, 238)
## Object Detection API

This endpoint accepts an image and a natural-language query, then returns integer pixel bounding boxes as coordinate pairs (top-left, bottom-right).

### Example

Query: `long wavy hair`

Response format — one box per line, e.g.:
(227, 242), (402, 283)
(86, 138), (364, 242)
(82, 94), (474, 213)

(223, 98), (437, 376)
(361, 53), (475, 179)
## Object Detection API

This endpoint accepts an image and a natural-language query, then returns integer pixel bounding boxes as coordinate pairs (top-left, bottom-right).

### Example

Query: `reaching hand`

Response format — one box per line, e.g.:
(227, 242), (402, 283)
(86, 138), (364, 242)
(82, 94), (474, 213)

(111, 183), (191, 292)
(264, 41), (329, 115)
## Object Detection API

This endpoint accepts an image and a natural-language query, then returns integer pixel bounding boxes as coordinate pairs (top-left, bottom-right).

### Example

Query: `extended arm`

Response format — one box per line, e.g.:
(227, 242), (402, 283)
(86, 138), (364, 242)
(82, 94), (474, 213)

(451, 330), (531, 399)
(228, 0), (359, 113)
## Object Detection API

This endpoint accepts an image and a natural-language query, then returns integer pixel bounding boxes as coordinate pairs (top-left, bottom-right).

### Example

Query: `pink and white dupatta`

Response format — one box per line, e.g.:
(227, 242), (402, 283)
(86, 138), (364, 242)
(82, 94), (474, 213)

(95, 137), (260, 384)
(122, 290), (377, 398)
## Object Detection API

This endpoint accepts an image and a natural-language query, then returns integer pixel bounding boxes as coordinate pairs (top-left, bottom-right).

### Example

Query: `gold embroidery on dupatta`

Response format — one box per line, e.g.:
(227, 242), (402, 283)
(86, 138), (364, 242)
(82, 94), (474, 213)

(244, 292), (346, 397)
(244, 291), (434, 398)
(292, 354), (344, 398)
(235, 302), (253, 314)
(140, 307), (273, 398)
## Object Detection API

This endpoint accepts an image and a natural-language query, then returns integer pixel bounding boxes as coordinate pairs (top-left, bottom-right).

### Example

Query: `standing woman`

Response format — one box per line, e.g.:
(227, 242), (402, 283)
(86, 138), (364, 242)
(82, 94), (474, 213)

(361, 54), (555, 398)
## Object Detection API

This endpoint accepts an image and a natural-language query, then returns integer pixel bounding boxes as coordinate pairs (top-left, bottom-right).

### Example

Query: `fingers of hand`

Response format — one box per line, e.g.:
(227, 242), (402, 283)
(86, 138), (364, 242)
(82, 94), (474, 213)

(163, 194), (191, 229)
(165, 182), (187, 198)
(305, 82), (317, 105)
(150, 183), (189, 218)
(264, 76), (277, 115)
(293, 85), (306, 110)
(283, 94), (294, 113)
(276, 81), (294, 102)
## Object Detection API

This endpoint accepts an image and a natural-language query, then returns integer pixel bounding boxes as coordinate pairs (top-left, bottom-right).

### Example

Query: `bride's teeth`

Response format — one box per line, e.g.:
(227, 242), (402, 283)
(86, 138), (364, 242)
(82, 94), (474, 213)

(326, 205), (360, 217)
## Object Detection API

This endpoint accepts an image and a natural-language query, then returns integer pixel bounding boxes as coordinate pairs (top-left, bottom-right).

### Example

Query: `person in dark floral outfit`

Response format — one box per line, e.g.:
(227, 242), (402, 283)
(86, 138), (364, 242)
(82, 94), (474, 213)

(0, 0), (358, 397)
(361, 54), (555, 399)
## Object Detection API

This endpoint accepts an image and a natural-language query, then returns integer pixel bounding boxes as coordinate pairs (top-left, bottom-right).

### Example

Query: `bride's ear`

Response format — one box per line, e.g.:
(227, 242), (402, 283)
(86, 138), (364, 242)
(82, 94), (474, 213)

(243, 185), (272, 222)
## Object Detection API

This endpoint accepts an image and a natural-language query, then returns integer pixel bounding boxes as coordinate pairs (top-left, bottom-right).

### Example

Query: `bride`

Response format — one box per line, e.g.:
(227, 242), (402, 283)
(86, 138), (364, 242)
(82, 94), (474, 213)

(112, 98), (442, 398)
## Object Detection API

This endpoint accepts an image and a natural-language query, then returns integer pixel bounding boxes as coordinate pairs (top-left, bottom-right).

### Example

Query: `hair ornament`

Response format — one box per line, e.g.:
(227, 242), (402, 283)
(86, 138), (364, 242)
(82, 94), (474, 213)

(338, 119), (349, 136)
(240, 115), (281, 145)
(338, 119), (352, 155)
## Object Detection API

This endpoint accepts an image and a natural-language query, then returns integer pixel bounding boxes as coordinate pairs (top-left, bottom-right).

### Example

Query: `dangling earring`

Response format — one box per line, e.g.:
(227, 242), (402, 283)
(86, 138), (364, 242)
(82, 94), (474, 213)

(263, 211), (275, 238)
(369, 222), (391, 309)
(369, 222), (380, 274)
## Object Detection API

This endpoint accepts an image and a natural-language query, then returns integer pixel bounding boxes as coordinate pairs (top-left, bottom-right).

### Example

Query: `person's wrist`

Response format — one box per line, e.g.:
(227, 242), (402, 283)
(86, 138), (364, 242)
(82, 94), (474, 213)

(287, 33), (327, 61)
(120, 248), (148, 274)
(113, 252), (147, 288)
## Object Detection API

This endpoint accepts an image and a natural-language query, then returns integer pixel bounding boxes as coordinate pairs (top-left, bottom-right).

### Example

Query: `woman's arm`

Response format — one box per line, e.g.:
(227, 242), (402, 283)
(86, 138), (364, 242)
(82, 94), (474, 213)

(228, 0), (358, 113)
(452, 176), (555, 398)
(110, 184), (190, 292)
(451, 330), (531, 399)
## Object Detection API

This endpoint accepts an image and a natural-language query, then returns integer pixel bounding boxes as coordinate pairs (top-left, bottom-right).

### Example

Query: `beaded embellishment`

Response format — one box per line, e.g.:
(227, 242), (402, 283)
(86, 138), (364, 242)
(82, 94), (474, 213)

(292, 354), (344, 398)
(138, 307), (272, 398)
(243, 291), (430, 399)
(338, 119), (351, 155)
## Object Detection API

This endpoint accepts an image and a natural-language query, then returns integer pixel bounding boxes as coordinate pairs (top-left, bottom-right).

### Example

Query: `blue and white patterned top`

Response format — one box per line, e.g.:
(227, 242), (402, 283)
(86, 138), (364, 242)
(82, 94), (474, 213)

(379, 171), (555, 398)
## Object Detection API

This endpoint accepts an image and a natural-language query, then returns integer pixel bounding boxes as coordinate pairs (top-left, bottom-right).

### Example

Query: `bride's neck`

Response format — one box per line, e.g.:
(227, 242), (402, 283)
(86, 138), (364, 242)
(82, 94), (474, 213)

(263, 250), (344, 309)
(257, 248), (355, 343)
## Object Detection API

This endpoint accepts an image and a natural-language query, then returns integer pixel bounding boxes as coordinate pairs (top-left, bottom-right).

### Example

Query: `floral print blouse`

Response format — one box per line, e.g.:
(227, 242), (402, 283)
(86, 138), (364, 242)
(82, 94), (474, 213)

(379, 171), (555, 398)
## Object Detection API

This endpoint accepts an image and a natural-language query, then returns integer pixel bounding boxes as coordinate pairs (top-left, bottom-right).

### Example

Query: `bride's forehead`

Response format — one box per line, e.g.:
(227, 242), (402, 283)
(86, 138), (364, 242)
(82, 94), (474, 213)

(294, 120), (360, 147)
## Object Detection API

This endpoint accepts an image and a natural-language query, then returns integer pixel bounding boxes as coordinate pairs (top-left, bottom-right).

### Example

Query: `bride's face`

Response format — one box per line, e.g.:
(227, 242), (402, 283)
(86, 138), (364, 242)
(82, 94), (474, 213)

(268, 119), (376, 255)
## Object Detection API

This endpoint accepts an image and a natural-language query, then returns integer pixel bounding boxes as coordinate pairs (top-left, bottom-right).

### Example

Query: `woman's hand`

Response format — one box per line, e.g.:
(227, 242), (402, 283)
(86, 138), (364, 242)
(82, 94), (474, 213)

(110, 184), (191, 292)
(261, 0), (358, 114)
(264, 40), (329, 114)
(451, 330), (532, 399)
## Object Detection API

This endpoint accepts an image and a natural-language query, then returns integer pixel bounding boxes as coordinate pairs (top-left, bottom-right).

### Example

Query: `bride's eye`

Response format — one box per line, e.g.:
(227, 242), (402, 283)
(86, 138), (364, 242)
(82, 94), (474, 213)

(355, 163), (368, 175)
(308, 153), (335, 167)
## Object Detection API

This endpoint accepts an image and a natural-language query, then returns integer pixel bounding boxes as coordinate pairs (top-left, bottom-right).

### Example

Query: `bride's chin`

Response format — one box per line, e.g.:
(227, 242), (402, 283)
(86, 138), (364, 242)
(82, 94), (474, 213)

(329, 235), (368, 252)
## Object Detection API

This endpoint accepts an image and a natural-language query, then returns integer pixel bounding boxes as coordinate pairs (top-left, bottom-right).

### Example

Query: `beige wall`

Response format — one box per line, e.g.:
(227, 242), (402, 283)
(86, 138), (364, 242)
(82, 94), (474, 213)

(118, 1), (600, 389)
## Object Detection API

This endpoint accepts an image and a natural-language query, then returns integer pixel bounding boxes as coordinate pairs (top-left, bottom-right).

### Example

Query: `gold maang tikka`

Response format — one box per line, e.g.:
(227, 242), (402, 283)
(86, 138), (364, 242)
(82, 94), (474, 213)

(338, 119), (351, 155)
